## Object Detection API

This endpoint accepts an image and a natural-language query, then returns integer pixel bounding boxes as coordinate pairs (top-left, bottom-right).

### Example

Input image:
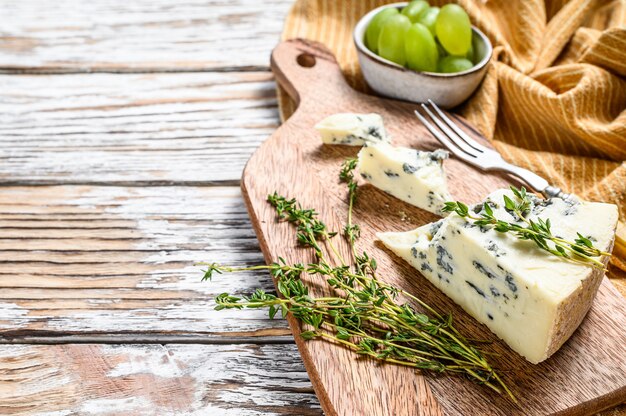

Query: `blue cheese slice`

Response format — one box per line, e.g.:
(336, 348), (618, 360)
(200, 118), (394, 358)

(315, 113), (390, 146)
(357, 142), (451, 215)
(378, 189), (618, 364)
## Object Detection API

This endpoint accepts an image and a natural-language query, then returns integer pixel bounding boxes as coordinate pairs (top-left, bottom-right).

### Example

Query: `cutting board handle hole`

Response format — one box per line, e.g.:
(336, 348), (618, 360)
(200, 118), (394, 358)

(296, 53), (316, 68)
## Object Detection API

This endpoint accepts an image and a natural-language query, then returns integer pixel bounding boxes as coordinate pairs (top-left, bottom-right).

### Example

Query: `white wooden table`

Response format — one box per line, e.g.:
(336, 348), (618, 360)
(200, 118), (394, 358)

(0, 2), (623, 415)
(0, 1), (322, 414)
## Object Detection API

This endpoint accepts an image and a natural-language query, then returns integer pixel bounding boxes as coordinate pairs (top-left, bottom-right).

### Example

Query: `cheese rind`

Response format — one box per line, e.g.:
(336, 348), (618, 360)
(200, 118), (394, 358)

(378, 189), (618, 363)
(357, 142), (451, 215)
(315, 113), (390, 146)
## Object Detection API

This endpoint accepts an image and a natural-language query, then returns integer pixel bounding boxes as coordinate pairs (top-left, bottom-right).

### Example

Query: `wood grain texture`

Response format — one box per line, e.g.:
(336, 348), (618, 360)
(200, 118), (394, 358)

(241, 39), (626, 416)
(0, 72), (278, 185)
(0, 185), (289, 339)
(0, 0), (290, 73)
(0, 343), (321, 415)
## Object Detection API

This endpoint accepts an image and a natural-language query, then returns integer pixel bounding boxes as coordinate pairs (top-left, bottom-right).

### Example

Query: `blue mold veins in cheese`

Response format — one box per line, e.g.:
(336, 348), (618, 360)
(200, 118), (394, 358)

(378, 189), (618, 364)
(356, 142), (451, 215)
(315, 113), (390, 146)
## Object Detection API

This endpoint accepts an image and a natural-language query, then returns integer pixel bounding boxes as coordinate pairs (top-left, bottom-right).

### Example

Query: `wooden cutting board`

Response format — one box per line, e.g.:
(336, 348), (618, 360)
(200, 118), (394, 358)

(241, 39), (626, 416)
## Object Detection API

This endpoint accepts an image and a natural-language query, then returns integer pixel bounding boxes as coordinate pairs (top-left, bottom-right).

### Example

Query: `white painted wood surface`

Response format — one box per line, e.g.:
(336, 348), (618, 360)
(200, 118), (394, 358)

(0, 186), (289, 338)
(0, 0), (291, 72)
(0, 72), (278, 185)
(0, 343), (321, 415)
(0, 1), (320, 414)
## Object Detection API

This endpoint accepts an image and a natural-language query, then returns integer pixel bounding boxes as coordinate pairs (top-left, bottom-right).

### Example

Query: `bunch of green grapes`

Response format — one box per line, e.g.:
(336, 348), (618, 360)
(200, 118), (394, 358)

(365, 1), (475, 73)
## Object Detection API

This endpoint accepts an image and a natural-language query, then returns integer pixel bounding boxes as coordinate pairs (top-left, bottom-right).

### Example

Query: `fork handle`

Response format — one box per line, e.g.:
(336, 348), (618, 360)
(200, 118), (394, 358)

(500, 163), (568, 199)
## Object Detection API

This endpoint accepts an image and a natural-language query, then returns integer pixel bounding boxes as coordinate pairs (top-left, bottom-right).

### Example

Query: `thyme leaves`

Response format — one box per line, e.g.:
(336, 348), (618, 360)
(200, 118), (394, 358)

(198, 159), (515, 401)
(442, 187), (610, 270)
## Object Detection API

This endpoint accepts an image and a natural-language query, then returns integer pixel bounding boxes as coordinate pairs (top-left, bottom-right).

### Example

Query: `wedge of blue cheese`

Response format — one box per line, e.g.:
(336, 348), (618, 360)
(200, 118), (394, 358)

(315, 113), (390, 146)
(357, 142), (451, 215)
(378, 189), (618, 363)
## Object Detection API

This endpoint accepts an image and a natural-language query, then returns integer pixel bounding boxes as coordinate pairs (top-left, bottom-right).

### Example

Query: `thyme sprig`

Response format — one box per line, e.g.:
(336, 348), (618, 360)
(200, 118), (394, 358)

(442, 186), (610, 270)
(339, 157), (360, 249)
(198, 161), (516, 401)
(199, 256), (513, 399)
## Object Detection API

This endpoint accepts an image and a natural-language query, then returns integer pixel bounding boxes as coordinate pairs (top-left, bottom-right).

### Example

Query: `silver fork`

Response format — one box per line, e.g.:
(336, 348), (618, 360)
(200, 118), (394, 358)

(415, 99), (566, 199)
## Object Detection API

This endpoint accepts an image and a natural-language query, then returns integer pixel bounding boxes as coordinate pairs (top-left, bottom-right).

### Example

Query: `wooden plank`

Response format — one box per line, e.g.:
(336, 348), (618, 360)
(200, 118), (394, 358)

(0, 71), (278, 185)
(0, 343), (622, 416)
(0, 185), (289, 339)
(0, 0), (291, 73)
(242, 39), (626, 416)
(0, 343), (322, 415)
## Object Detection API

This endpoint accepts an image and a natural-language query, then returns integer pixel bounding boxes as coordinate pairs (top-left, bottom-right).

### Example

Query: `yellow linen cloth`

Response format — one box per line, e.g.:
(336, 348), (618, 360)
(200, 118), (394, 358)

(277, 0), (626, 297)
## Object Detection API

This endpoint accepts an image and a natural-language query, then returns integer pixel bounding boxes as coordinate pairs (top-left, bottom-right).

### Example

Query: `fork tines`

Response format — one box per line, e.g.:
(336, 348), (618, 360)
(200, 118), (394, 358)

(414, 99), (494, 162)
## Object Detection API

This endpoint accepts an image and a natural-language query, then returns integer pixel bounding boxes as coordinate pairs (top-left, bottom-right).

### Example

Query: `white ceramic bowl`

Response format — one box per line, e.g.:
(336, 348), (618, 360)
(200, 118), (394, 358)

(354, 2), (493, 108)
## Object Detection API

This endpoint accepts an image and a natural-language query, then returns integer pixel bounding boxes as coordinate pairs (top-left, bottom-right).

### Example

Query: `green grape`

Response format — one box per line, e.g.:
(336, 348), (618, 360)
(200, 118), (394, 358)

(401, 0), (429, 23)
(435, 4), (472, 56)
(436, 38), (448, 59)
(405, 23), (439, 72)
(438, 56), (473, 73)
(417, 6), (439, 36)
(365, 7), (399, 53)
(378, 14), (411, 66)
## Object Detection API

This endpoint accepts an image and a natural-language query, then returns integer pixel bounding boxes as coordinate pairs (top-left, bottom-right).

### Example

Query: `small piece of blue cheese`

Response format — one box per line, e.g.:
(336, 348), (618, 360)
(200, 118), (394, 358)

(357, 142), (451, 215)
(378, 189), (618, 364)
(315, 113), (390, 146)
